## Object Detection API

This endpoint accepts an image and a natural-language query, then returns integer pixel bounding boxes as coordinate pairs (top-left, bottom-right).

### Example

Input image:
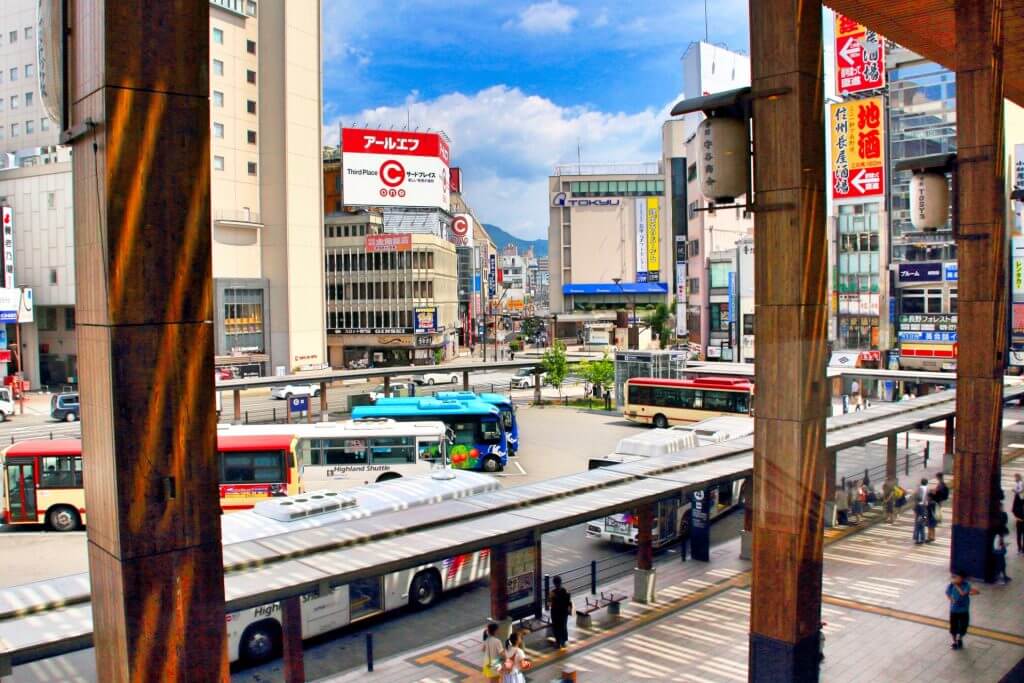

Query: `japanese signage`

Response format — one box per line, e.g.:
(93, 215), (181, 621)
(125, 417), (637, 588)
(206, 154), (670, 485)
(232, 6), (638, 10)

(289, 396), (310, 414)
(451, 213), (473, 247)
(1, 207), (13, 289)
(635, 198), (648, 282)
(646, 197), (660, 282)
(944, 263), (958, 282)
(831, 97), (885, 200)
(689, 488), (713, 562)
(1014, 304), (1024, 336)
(450, 167), (462, 193)
(365, 233), (412, 253)
(897, 262), (942, 283)
(505, 537), (537, 619)
(898, 313), (957, 343)
(414, 306), (438, 333)
(341, 127), (450, 210)
(834, 14), (885, 95)
(1015, 144), (1024, 232)
(488, 253), (496, 297)
(1014, 238), (1024, 298)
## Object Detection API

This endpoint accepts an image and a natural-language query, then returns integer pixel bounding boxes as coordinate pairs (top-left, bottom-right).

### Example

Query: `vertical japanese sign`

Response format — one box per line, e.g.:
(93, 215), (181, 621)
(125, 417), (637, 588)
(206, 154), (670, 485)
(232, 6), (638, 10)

(834, 14), (885, 95)
(1, 207), (13, 289)
(1014, 144), (1024, 232)
(488, 253), (496, 297)
(646, 197), (660, 282)
(635, 199), (648, 283)
(831, 97), (885, 200)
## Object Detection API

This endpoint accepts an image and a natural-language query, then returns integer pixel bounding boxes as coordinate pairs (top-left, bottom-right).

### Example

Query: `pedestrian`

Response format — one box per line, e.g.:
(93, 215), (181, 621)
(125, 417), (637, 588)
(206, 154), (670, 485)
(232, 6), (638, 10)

(851, 379), (862, 411)
(893, 480), (907, 519)
(481, 622), (505, 682)
(857, 482), (870, 513)
(883, 478), (897, 524)
(932, 472), (950, 525)
(1013, 477), (1024, 554)
(993, 527), (1011, 583)
(501, 631), (530, 683)
(946, 572), (978, 650)
(547, 575), (573, 649)
(848, 483), (862, 525)
(913, 501), (928, 544)
(835, 485), (850, 526)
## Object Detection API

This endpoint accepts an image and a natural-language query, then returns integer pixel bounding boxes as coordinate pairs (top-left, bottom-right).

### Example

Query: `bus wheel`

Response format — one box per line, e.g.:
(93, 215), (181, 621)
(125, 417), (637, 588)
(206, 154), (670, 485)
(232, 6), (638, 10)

(376, 472), (401, 483)
(482, 455), (502, 473)
(240, 620), (281, 663)
(653, 414), (669, 429)
(48, 506), (81, 532)
(409, 570), (441, 609)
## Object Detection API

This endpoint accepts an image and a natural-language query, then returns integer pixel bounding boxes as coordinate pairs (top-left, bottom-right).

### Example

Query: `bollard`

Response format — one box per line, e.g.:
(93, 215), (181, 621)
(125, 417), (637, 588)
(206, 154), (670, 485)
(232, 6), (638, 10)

(905, 450), (910, 476)
(590, 560), (597, 595)
(50, 432), (53, 440)
(245, 411), (249, 425)
(273, 407), (277, 422)
(366, 632), (374, 672)
(924, 441), (930, 467)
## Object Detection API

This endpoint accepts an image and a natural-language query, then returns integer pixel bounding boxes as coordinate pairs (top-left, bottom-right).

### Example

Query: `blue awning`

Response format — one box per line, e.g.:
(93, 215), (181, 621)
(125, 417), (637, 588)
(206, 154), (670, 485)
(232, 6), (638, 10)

(562, 282), (669, 295)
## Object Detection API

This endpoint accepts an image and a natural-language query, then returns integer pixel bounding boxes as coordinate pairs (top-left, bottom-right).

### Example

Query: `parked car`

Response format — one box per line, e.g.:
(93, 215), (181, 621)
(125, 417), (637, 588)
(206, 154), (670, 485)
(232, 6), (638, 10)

(50, 392), (80, 422)
(368, 384), (407, 402)
(511, 367), (544, 389)
(0, 386), (14, 422)
(270, 383), (321, 400)
(415, 371), (460, 386)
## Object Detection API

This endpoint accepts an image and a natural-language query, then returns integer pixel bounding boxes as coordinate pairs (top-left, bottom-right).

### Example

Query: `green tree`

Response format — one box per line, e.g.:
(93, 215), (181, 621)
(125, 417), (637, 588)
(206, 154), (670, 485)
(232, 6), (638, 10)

(579, 352), (615, 397)
(521, 316), (544, 340)
(649, 303), (672, 349)
(541, 340), (569, 399)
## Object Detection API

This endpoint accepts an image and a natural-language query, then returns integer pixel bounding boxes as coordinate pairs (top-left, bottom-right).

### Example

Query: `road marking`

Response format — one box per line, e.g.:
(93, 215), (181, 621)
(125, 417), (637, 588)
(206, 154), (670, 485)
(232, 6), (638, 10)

(412, 647), (481, 679)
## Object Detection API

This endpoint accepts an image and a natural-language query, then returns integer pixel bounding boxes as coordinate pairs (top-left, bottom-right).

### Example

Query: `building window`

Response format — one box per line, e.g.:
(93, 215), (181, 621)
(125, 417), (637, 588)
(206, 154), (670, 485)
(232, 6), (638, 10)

(24, 64), (33, 78)
(246, 39), (256, 54)
(246, 69), (256, 84)
(65, 307), (75, 330)
(24, 27), (33, 40)
(213, 155), (225, 171)
(25, 120), (33, 134)
(247, 129), (256, 144)
(246, 1), (257, 17)
(246, 99), (256, 114)
(213, 122), (224, 138)
(688, 277), (700, 295)
(223, 288), (264, 353)
(7, 68), (15, 82)
(0, 100), (5, 112)
(49, 269), (57, 284)
(10, 123), (18, 137)
(40, 117), (49, 131)
(213, 59), (224, 76)
(743, 314), (754, 336)
(247, 161), (257, 175)
(213, 90), (224, 107)
(37, 307), (57, 331)
(24, 92), (32, 107)
(709, 303), (729, 332)
(9, 31), (17, 44)
(9, 95), (17, 110)
(212, 27), (224, 44)
(709, 262), (731, 289)
(46, 191), (55, 208)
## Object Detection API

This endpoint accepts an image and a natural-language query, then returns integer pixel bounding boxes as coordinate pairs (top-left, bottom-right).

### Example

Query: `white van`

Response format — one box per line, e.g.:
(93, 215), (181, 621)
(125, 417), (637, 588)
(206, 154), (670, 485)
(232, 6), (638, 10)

(0, 386), (15, 422)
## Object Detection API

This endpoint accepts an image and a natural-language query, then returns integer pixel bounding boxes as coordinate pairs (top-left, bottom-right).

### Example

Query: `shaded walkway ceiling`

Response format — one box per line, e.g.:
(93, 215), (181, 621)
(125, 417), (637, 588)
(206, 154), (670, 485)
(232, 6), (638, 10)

(826, 1), (1024, 106)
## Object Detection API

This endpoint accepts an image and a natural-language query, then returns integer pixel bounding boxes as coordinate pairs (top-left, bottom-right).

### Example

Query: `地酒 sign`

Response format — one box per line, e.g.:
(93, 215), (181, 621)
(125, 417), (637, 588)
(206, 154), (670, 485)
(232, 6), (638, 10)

(831, 97), (885, 200)
(365, 233), (412, 253)
(834, 14), (885, 95)
(342, 128), (450, 210)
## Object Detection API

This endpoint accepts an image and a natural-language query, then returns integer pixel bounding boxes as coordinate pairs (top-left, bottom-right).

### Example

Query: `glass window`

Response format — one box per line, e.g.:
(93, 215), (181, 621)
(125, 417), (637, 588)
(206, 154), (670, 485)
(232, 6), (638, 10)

(10, 95), (17, 109)
(24, 64), (33, 78)
(247, 161), (257, 175)
(220, 451), (285, 484)
(319, 438), (368, 466)
(65, 307), (75, 330)
(39, 456), (83, 488)
(9, 31), (16, 44)
(212, 27), (224, 44)
(213, 90), (224, 107)
(417, 438), (443, 462)
(247, 130), (256, 144)
(369, 436), (415, 464)
(9, 123), (17, 138)
(246, 0), (257, 16)
(247, 39), (256, 54)
(24, 27), (33, 40)
(709, 303), (729, 331)
(25, 120), (33, 134)
(709, 262), (731, 288)
(213, 155), (225, 171)
(213, 59), (224, 76)
(246, 99), (256, 114)
(479, 419), (501, 442)
(0, 99), (4, 112)
(743, 314), (754, 335)
(40, 117), (49, 131)
(246, 69), (256, 84)
(213, 122), (224, 138)
(704, 390), (740, 413)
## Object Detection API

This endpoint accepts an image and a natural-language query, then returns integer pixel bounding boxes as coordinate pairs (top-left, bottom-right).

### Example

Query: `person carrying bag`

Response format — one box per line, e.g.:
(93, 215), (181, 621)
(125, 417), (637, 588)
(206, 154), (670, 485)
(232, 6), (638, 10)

(501, 631), (531, 683)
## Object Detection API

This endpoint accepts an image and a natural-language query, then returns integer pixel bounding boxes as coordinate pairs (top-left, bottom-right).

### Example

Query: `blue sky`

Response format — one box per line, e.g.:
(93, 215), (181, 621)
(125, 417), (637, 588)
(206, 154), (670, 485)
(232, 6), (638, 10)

(322, 0), (751, 239)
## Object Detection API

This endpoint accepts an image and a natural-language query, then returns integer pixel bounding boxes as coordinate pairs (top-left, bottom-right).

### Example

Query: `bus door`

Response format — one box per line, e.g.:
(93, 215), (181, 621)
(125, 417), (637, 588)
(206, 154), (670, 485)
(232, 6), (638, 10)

(347, 577), (384, 622)
(657, 496), (680, 545)
(5, 459), (36, 522)
(500, 406), (518, 454)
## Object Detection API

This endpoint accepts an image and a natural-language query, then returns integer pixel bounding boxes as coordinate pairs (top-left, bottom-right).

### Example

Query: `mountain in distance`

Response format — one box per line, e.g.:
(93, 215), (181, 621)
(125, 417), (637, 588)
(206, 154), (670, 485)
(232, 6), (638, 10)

(483, 224), (548, 258)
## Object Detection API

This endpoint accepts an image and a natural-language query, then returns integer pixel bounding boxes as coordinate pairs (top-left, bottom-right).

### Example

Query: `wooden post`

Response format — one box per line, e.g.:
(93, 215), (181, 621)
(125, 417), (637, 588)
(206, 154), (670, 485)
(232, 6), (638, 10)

(887, 434), (898, 482)
(952, 0), (1006, 583)
(747, 0), (828, 679)
(944, 416), (955, 456)
(70, 2), (228, 681)
(281, 595), (306, 683)
(233, 388), (242, 424)
(319, 382), (328, 421)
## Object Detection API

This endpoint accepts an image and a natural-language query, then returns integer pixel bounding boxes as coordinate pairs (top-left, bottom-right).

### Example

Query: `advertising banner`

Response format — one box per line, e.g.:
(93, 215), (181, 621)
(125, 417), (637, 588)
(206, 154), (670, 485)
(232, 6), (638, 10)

(646, 197), (660, 282)
(414, 306), (438, 333)
(365, 233), (412, 253)
(0, 288), (19, 323)
(897, 262), (942, 284)
(1, 207), (13, 289)
(635, 199), (648, 282)
(341, 128), (450, 209)
(727, 272), (736, 324)
(505, 537), (537, 619)
(834, 14), (885, 95)
(488, 253), (496, 297)
(451, 213), (473, 247)
(1015, 144), (1024, 232)
(18, 288), (32, 324)
(831, 97), (885, 200)
(1014, 238), (1024, 299)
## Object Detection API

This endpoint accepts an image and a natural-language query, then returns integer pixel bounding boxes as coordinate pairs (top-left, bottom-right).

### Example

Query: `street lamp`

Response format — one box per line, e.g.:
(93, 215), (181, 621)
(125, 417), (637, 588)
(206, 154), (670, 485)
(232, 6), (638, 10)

(612, 278), (636, 351)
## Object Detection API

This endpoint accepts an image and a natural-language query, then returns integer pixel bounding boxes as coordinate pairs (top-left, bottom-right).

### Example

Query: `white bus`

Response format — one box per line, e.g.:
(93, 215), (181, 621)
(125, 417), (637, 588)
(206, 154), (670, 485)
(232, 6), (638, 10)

(586, 417), (753, 547)
(222, 470), (500, 664)
(216, 419), (450, 490)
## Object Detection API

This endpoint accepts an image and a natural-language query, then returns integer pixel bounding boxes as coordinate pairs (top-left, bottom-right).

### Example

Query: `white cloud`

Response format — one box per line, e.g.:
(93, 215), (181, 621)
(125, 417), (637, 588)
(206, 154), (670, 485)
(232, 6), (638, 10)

(512, 1), (579, 35)
(591, 9), (609, 28)
(327, 85), (680, 240)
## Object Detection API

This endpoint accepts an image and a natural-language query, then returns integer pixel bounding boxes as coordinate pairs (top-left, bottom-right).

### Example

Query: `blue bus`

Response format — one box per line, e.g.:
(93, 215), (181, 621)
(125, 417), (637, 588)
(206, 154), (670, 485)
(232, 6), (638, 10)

(381, 391), (520, 456)
(352, 399), (509, 472)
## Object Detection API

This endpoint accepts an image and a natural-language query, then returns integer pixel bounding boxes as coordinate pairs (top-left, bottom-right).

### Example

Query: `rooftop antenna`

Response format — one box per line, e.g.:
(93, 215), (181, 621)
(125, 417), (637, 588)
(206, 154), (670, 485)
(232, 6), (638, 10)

(577, 137), (582, 173)
(406, 106), (411, 130)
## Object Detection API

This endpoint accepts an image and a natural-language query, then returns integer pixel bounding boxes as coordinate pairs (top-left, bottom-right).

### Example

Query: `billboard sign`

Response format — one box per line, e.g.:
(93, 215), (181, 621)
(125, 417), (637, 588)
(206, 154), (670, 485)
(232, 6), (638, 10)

(365, 233), (412, 253)
(414, 306), (438, 333)
(1014, 238), (1024, 298)
(1, 207), (13, 289)
(831, 97), (885, 200)
(897, 262), (942, 283)
(0, 288), (20, 323)
(834, 14), (885, 95)
(341, 128), (450, 210)
(635, 199), (647, 282)
(646, 197), (660, 282)
(451, 213), (473, 247)
(1014, 144), (1024, 232)
(488, 253), (496, 297)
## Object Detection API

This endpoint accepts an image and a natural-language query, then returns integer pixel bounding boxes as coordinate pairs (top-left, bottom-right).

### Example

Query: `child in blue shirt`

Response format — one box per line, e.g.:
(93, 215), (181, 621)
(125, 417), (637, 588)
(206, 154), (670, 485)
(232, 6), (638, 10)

(946, 573), (979, 650)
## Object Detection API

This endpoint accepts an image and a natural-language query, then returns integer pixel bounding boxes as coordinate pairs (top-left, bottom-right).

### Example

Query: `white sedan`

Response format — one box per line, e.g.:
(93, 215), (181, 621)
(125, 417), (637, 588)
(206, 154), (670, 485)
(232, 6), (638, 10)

(415, 371), (460, 386)
(270, 383), (321, 400)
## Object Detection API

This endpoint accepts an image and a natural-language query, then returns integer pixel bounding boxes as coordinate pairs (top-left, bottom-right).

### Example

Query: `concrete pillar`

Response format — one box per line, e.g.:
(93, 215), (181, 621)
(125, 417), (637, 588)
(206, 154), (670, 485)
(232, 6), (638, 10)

(633, 504), (656, 604)
(747, 0), (828, 678)
(887, 434), (898, 482)
(943, 416), (955, 475)
(281, 595), (305, 683)
(489, 543), (512, 638)
(70, 2), (228, 680)
(951, 0), (1006, 583)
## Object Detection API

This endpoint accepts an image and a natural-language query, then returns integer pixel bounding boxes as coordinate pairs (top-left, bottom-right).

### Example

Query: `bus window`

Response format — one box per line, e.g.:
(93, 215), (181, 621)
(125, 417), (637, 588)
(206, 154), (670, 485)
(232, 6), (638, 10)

(39, 456), (83, 488)
(479, 419), (501, 442)
(500, 409), (514, 431)
(368, 436), (415, 464)
(348, 577), (383, 621)
(320, 438), (368, 466)
(295, 439), (315, 466)
(417, 438), (444, 462)
(222, 451), (286, 484)
(449, 422), (476, 450)
(629, 385), (652, 405)
(703, 390), (738, 413)
(734, 393), (750, 414)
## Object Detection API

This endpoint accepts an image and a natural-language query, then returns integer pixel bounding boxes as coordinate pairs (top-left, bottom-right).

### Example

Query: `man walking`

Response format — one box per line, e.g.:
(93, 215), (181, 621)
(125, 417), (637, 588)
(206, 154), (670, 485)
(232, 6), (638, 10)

(946, 572), (978, 650)
(547, 575), (573, 649)
(1013, 475), (1024, 554)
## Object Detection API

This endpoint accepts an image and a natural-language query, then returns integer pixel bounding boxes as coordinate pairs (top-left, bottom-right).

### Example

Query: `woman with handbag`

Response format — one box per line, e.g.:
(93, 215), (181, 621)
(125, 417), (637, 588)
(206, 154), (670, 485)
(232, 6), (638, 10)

(481, 623), (504, 682)
(502, 631), (531, 683)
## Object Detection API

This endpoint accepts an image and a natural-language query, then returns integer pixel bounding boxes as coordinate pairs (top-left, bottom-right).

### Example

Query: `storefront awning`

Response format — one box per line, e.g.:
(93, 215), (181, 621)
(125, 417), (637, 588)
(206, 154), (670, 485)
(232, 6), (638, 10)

(563, 282), (669, 295)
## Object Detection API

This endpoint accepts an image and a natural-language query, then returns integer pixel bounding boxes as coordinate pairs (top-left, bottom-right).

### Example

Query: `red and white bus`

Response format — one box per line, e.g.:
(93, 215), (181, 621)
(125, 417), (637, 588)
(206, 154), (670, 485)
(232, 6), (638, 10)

(623, 377), (754, 428)
(1, 435), (301, 531)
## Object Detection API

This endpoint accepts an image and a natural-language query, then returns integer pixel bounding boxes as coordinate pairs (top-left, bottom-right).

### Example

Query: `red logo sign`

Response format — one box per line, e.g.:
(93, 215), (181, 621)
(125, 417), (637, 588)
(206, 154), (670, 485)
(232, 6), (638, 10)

(834, 14), (885, 95)
(831, 97), (885, 200)
(452, 215), (469, 237)
(380, 160), (405, 187)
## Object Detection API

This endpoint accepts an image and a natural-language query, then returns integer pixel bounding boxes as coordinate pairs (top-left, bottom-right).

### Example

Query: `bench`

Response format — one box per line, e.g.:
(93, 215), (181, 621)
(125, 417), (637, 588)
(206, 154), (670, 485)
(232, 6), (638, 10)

(515, 614), (551, 636)
(575, 591), (627, 628)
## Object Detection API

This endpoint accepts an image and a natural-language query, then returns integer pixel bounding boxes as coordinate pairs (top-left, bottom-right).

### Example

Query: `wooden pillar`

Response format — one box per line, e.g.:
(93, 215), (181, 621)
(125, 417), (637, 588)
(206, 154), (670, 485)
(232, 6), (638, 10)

(489, 543), (509, 623)
(747, 0), (827, 679)
(952, 0), (1006, 583)
(281, 595), (306, 683)
(887, 434), (898, 481)
(69, 3), (228, 681)
(233, 388), (242, 424)
(636, 504), (654, 571)
(533, 535), (544, 620)
(944, 416), (955, 455)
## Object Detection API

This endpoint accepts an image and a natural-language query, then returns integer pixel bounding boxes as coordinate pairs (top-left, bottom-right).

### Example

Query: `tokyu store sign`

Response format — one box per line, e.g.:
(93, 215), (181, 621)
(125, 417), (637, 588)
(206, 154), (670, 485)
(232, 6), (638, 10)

(342, 128), (451, 209)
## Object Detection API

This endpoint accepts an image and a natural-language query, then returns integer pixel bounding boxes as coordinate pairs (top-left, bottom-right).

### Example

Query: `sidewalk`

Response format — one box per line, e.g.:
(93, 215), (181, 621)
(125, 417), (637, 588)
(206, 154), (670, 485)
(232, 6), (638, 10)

(314, 457), (1024, 683)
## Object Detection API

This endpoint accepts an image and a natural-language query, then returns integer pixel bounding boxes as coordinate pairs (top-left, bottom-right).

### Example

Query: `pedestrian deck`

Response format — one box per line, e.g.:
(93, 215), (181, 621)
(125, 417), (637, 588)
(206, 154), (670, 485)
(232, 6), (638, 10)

(316, 456), (1024, 683)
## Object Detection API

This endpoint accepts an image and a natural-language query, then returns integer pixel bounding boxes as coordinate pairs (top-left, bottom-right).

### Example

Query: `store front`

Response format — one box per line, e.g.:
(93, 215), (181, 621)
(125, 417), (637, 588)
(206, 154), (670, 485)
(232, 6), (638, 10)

(329, 332), (447, 369)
